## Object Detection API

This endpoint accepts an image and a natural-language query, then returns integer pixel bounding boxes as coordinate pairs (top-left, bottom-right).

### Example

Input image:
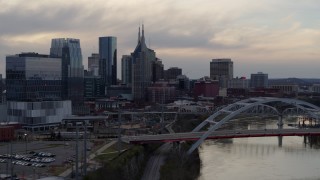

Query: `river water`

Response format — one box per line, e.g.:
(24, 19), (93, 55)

(198, 117), (320, 180)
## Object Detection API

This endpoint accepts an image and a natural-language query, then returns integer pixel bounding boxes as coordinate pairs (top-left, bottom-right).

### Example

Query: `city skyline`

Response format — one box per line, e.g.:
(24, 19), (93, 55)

(1, 0), (320, 79)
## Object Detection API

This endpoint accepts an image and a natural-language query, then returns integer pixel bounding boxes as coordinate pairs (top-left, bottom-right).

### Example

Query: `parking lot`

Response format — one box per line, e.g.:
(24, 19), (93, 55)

(0, 140), (93, 179)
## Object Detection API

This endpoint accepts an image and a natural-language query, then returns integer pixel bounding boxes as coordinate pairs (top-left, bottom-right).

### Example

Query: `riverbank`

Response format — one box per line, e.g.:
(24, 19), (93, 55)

(84, 142), (161, 180)
(160, 143), (200, 180)
(159, 114), (205, 180)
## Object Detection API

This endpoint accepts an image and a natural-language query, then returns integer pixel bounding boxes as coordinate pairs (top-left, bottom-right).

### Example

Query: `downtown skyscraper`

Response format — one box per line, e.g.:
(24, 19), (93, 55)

(210, 58), (233, 88)
(99, 36), (117, 92)
(131, 25), (156, 102)
(50, 38), (84, 106)
(121, 55), (132, 86)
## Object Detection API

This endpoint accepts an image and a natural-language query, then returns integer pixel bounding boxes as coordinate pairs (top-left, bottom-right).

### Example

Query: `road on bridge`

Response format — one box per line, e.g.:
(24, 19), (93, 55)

(122, 128), (320, 144)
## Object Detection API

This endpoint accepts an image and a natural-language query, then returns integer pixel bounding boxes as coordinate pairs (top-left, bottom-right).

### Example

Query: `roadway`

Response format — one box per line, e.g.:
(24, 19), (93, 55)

(122, 128), (320, 144)
(140, 119), (176, 180)
(141, 143), (171, 180)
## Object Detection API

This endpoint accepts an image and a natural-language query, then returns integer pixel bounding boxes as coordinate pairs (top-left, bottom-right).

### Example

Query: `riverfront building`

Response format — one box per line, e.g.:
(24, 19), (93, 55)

(228, 77), (250, 89)
(270, 85), (298, 96)
(193, 78), (219, 98)
(311, 84), (320, 94)
(250, 72), (268, 88)
(210, 58), (233, 88)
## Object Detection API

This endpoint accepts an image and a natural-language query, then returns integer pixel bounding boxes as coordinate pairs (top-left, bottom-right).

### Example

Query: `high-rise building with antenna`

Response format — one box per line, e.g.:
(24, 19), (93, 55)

(131, 25), (156, 102)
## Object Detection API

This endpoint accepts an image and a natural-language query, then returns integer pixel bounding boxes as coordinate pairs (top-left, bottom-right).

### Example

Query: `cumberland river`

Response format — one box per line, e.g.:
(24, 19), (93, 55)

(198, 117), (320, 180)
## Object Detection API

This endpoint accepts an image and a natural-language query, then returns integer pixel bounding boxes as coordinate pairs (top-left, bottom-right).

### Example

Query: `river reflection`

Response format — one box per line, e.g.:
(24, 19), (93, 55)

(198, 118), (320, 180)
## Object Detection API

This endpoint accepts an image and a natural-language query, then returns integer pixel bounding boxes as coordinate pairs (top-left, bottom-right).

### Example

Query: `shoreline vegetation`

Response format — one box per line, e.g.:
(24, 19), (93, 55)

(84, 114), (206, 180)
(159, 142), (201, 180)
(84, 143), (160, 180)
(158, 114), (205, 180)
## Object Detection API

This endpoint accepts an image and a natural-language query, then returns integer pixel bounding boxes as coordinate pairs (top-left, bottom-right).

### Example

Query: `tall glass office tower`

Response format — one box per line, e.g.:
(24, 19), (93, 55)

(121, 55), (132, 86)
(99, 36), (117, 89)
(210, 58), (233, 88)
(50, 38), (84, 105)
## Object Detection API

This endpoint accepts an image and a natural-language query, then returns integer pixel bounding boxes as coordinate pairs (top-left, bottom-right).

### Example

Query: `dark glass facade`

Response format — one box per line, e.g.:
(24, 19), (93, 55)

(153, 59), (164, 82)
(88, 53), (100, 76)
(164, 67), (182, 80)
(99, 36), (117, 88)
(6, 53), (62, 101)
(250, 72), (268, 88)
(121, 55), (132, 86)
(84, 75), (105, 100)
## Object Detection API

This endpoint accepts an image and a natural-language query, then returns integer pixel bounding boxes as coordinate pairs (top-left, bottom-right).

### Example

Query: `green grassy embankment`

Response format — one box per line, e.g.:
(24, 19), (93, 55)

(85, 142), (161, 180)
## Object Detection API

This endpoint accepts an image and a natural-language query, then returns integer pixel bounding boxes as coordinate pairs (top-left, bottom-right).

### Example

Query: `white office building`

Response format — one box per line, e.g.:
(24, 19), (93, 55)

(7, 100), (71, 131)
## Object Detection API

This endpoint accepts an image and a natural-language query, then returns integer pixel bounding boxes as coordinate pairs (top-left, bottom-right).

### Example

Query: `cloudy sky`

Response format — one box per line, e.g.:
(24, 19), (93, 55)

(1, 0), (320, 79)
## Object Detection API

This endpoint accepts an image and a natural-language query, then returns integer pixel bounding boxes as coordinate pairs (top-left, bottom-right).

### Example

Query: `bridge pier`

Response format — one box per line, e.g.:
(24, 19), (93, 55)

(278, 115), (283, 129)
(278, 136), (283, 147)
(304, 136), (307, 147)
(278, 115), (283, 147)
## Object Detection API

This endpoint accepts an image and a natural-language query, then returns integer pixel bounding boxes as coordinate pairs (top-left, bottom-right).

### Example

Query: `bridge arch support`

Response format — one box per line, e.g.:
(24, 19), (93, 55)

(188, 97), (320, 154)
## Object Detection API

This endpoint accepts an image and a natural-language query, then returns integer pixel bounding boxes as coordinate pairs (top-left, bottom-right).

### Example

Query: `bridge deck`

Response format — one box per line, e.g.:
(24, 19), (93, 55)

(122, 128), (320, 144)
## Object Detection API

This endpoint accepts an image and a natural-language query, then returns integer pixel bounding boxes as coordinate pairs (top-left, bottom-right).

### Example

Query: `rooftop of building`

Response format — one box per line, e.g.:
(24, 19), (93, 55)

(167, 67), (181, 70)
(8, 52), (50, 58)
(211, 58), (232, 62)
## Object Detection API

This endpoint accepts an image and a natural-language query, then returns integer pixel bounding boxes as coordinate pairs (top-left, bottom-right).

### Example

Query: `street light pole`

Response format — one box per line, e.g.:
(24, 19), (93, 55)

(83, 121), (87, 176)
(75, 125), (79, 180)
(33, 167), (35, 180)
(118, 106), (122, 154)
(24, 133), (28, 154)
(117, 109), (122, 154)
(6, 142), (9, 176)
(10, 141), (13, 180)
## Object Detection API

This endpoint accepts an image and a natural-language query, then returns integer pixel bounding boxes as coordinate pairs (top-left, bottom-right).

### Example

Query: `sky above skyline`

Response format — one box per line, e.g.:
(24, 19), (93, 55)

(1, 0), (320, 79)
